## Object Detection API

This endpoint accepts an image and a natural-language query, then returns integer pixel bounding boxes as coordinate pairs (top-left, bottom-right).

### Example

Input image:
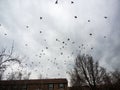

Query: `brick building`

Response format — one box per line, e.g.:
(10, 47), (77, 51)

(0, 78), (68, 90)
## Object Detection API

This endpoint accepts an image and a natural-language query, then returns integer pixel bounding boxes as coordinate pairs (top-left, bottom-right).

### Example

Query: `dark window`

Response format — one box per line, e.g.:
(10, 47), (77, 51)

(21, 84), (27, 90)
(59, 84), (65, 88)
(13, 86), (18, 90)
(48, 84), (54, 90)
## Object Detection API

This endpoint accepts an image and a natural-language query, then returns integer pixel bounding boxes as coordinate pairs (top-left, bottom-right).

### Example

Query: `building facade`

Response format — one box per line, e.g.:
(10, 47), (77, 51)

(0, 78), (68, 90)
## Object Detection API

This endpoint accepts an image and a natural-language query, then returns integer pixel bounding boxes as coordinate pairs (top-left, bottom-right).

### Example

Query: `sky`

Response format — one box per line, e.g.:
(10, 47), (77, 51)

(0, 0), (120, 83)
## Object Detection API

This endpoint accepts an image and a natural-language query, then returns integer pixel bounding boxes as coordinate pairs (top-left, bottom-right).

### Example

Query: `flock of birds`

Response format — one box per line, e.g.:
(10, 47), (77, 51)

(0, 0), (108, 79)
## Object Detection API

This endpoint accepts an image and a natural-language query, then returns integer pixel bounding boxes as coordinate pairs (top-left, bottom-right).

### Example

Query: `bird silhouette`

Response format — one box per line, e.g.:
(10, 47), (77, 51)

(88, 20), (90, 22)
(46, 47), (48, 49)
(61, 52), (63, 55)
(71, 1), (74, 4)
(26, 26), (29, 28)
(67, 38), (70, 41)
(55, 0), (58, 4)
(40, 31), (42, 33)
(91, 47), (93, 50)
(104, 16), (107, 19)
(62, 41), (65, 44)
(104, 36), (106, 38)
(89, 33), (92, 36)
(4, 33), (7, 35)
(74, 16), (77, 18)
(72, 42), (75, 44)
(25, 44), (28, 46)
(40, 17), (42, 19)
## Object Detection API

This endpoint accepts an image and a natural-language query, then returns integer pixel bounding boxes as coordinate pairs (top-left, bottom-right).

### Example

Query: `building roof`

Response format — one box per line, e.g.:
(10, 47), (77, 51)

(0, 78), (68, 85)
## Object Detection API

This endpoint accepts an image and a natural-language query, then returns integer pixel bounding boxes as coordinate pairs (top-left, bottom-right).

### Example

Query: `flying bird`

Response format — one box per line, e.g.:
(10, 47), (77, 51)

(74, 16), (77, 18)
(88, 20), (90, 22)
(40, 17), (42, 19)
(25, 44), (28, 46)
(4, 33), (7, 35)
(104, 16), (107, 19)
(26, 26), (29, 28)
(89, 33), (92, 36)
(72, 42), (75, 44)
(104, 36), (106, 38)
(91, 47), (93, 50)
(71, 1), (74, 4)
(56, 38), (60, 42)
(61, 52), (63, 55)
(40, 31), (42, 33)
(67, 38), (70, 41)
(65, 43), (67, 45)
(55, 0), (58, 4)
(46, 47), (48, 49)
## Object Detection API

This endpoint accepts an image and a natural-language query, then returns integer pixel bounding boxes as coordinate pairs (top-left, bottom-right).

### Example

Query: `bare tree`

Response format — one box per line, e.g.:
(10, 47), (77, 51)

(38, 74), (43, 79)
(22, 71), (31, 80)
(69, 54), (108, 90)
(7, 71), (31, 80)
(112, 69), (120, 85)
(69, 67), (85, 87)
(0, 45), (21, 80)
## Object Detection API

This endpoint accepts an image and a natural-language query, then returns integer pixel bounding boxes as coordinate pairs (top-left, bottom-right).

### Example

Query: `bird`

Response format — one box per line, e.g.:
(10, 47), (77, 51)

(72, 42), (75, 44)
(91, 47), (93, 50)
(62, 41), (65, 44)
(104, 16), (107, 19)
(46, 47), (48, 49)
(88, 20), (90, 22)
(26, 25), (29, 28)
(104, 36), (106, 38)
(67, 38), (70, 41)
(25, 44), (28, 46)
(62, 46), (64, 48)
(40, 31), (42, 33)
(40, 17), (42, 19)
(74, 16), (77, 18)
(4, 33), (7, 35)
(61, 52), (63, 55)
(55, 0), (58, 4)
(71, 1), (74, 4)
(89, 33), (92, 36)
(56, 38), (60, 42)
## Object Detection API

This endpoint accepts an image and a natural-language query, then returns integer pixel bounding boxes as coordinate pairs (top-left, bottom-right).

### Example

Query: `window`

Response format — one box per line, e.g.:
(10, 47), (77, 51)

(13, 86), (18, 90)
(35, 88), (40, 90)
(48, 84), (54, 90)
(21, 84), (27, 90)
(59, 84), (65, 88)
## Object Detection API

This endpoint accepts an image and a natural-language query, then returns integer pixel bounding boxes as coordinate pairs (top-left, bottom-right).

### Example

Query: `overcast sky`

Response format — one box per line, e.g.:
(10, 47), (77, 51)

(0, 0), (120, 82)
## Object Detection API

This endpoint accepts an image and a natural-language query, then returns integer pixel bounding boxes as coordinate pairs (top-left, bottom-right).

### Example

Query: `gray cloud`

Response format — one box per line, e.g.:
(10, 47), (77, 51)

(0, 0), (120, 81)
